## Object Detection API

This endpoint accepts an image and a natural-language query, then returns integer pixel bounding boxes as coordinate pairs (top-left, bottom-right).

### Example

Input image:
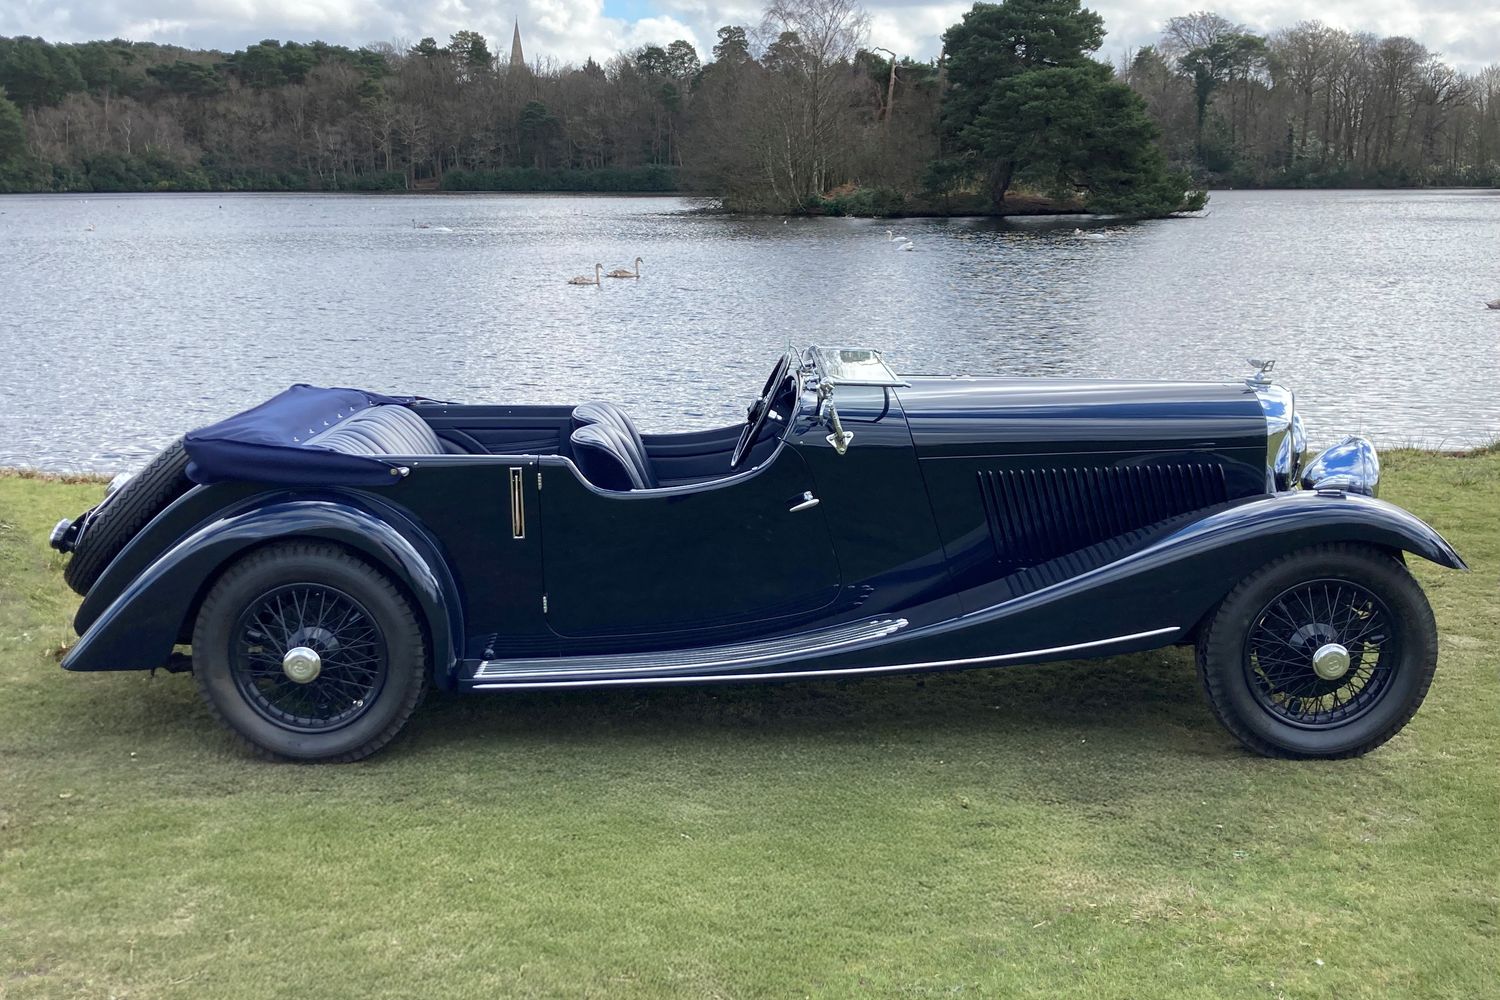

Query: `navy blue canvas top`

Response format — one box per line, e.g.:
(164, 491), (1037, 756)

(184, 385), (419, 486)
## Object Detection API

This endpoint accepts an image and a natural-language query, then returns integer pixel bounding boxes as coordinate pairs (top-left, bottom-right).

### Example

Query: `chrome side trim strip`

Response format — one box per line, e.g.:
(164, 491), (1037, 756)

(475, 617), (910, 679)
(471, 625), (1180, 689)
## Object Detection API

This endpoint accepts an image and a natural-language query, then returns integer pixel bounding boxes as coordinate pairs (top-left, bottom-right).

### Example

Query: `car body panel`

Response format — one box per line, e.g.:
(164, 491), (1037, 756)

(466, 488), (1464, 687)
(538, 443), (842, 638)
(894, 376), (1270, 594)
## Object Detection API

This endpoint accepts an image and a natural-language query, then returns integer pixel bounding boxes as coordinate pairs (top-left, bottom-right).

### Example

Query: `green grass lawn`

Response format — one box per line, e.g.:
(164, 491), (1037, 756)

(2, 453), (1496, 999)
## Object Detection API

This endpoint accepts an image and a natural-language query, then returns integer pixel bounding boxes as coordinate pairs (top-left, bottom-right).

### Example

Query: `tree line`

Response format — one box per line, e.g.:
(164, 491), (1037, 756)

(0, 1), (1493, 215)
(1123, 12), (1500, 187)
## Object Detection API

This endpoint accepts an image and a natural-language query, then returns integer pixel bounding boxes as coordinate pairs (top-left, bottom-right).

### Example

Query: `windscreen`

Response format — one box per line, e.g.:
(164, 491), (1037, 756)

(807, 347), (907, 387)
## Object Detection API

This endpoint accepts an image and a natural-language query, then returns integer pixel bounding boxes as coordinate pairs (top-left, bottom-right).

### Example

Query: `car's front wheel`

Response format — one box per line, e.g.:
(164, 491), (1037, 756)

(1197, 544), (1438, 759)
(192, 542), (427, 762)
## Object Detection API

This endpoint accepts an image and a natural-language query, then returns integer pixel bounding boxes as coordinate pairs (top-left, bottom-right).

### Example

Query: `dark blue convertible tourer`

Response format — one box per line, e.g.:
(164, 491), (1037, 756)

(50, 348), (1464, 762)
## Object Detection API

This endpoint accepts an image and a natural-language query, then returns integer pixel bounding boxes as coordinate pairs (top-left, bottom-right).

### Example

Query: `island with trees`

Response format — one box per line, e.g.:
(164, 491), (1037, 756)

(0, 0), (1495, 217)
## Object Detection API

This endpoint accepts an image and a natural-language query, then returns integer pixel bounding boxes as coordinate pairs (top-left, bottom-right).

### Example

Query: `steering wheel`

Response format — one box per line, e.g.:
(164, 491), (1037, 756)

(729, 353), (792, 470)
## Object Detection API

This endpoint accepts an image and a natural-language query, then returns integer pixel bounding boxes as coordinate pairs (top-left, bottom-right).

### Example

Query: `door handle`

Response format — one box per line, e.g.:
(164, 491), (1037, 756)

(789, 491), (820, 512)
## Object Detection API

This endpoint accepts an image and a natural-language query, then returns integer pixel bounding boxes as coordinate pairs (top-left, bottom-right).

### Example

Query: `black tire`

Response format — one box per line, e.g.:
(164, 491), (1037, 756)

(1196, 543), (1438, 759)
(64, 438), (193, 595)
(192, 542), (427, 762)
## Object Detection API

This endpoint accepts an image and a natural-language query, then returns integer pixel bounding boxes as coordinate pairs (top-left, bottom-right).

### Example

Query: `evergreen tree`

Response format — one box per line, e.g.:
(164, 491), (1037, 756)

(944, 0), (1201, 216)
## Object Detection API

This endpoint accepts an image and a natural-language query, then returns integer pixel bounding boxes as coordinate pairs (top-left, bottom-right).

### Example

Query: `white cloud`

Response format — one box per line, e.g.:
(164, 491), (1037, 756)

(118, 17), (192, 39)
(866, 4), (968, 59)
(621, 15), (705, 53)
(1092, 1), (1500, 72)
(0, 0), (1493, 71)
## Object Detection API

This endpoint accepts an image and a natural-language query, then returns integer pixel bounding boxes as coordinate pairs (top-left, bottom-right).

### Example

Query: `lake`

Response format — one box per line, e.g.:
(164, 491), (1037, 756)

(1, 188), (1496, 472)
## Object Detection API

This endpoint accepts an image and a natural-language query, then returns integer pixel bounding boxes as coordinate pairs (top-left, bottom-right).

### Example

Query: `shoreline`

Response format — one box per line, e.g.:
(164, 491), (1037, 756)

(2, 184), (1493, 216)
(0, 187), (1094, 220)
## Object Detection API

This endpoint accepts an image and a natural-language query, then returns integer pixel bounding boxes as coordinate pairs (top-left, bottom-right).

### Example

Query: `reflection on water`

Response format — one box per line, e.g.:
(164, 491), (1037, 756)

(0, 188), (1496, 471)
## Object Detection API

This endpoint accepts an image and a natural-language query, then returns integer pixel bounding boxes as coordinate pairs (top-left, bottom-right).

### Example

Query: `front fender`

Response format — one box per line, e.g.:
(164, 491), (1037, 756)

(62, 498), (463, 686)
(1155, 489), (1467, 571)
(800, 490), (1466, 675)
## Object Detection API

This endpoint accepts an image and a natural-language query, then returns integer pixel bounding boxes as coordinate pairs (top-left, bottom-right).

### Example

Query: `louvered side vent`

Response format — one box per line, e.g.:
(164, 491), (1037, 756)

(979, 463), (1228, 570)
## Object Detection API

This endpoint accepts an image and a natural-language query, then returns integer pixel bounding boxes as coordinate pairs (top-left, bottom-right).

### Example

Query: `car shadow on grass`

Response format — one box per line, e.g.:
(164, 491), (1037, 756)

(38, 645), (1250, 790)
(401, 647), (1235, 758)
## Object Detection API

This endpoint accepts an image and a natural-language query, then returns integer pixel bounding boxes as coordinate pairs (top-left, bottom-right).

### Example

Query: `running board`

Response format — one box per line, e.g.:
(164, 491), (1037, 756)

(472, 616), (910, 682)
(469, 624), (1181, 689)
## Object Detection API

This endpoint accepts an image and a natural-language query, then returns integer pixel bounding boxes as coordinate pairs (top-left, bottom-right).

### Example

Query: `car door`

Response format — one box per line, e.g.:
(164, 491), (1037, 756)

(539, 443), (841, 640)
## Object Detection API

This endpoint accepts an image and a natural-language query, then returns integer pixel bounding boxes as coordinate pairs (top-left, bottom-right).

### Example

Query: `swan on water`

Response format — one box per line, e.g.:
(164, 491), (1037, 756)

(568, 264), (604, 286)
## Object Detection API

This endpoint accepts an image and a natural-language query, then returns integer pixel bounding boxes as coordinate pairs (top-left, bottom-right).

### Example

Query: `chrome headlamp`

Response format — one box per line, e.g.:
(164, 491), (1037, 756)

(1300, 435), (1380, 497)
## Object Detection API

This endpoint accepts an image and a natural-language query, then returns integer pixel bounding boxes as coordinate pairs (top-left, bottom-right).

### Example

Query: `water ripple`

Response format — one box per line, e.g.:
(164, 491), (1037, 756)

(0, 189), (1496, 472)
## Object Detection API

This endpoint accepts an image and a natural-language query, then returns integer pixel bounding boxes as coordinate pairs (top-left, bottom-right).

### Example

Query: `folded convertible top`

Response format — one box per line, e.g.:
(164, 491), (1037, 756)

(184, 384), (421, 487)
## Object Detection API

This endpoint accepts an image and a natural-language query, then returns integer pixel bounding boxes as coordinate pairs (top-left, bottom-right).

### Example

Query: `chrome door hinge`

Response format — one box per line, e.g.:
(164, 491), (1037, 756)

(542, 594), (549, 613)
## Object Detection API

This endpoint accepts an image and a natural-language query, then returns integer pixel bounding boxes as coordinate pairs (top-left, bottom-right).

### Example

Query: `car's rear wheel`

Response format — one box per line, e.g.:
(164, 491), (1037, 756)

(192, 542), (427, 762)
(1197, 544), (1438, 759)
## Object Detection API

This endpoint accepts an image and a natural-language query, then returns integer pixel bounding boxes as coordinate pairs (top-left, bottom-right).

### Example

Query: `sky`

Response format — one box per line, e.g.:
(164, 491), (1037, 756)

(0, 0), (1495, 73)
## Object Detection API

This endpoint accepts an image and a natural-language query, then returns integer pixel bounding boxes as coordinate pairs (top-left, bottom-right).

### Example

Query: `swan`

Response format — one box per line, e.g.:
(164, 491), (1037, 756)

(607, 257), (643, 279)
(568, 264), (604, 286)
(85, 223), (96, 232)
(886, 228), (903, 241)
(900, 240), (914, 251)
(1487, 299), (1500, 310)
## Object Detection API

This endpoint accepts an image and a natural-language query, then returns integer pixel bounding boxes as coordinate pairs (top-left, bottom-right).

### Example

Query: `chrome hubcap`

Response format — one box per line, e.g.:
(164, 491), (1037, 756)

(281, 645), (322, 684)
(1311, 642), (1351, 681)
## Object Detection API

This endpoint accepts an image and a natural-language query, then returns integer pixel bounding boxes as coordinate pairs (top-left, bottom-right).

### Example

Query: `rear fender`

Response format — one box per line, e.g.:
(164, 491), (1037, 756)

(62, 497), (463, 687)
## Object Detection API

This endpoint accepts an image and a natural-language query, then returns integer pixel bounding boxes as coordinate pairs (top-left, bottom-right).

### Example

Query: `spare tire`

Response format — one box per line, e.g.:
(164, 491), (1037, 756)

(63, 438), (194, 596)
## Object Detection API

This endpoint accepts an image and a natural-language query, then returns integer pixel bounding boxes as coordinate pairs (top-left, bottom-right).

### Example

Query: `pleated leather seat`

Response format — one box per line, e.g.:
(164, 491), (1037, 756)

(570, 401), (657, 490)
(305, 404), (446, 456)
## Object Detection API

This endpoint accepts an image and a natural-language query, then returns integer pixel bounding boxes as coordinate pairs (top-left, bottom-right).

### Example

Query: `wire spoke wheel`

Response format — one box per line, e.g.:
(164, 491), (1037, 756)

(1244, 578), (1398, 729)
(230, 583), (389, 733)
(1199, 545), (1439, 759)
(195, 543), (427, 762)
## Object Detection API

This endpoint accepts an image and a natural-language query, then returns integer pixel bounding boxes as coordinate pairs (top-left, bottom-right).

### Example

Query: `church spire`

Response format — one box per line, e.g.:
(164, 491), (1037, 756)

(510, 19), (525, 67)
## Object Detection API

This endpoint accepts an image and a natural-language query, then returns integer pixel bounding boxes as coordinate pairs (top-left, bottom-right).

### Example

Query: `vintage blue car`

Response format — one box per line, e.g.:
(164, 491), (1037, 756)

(50, 348), (1464, 762)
